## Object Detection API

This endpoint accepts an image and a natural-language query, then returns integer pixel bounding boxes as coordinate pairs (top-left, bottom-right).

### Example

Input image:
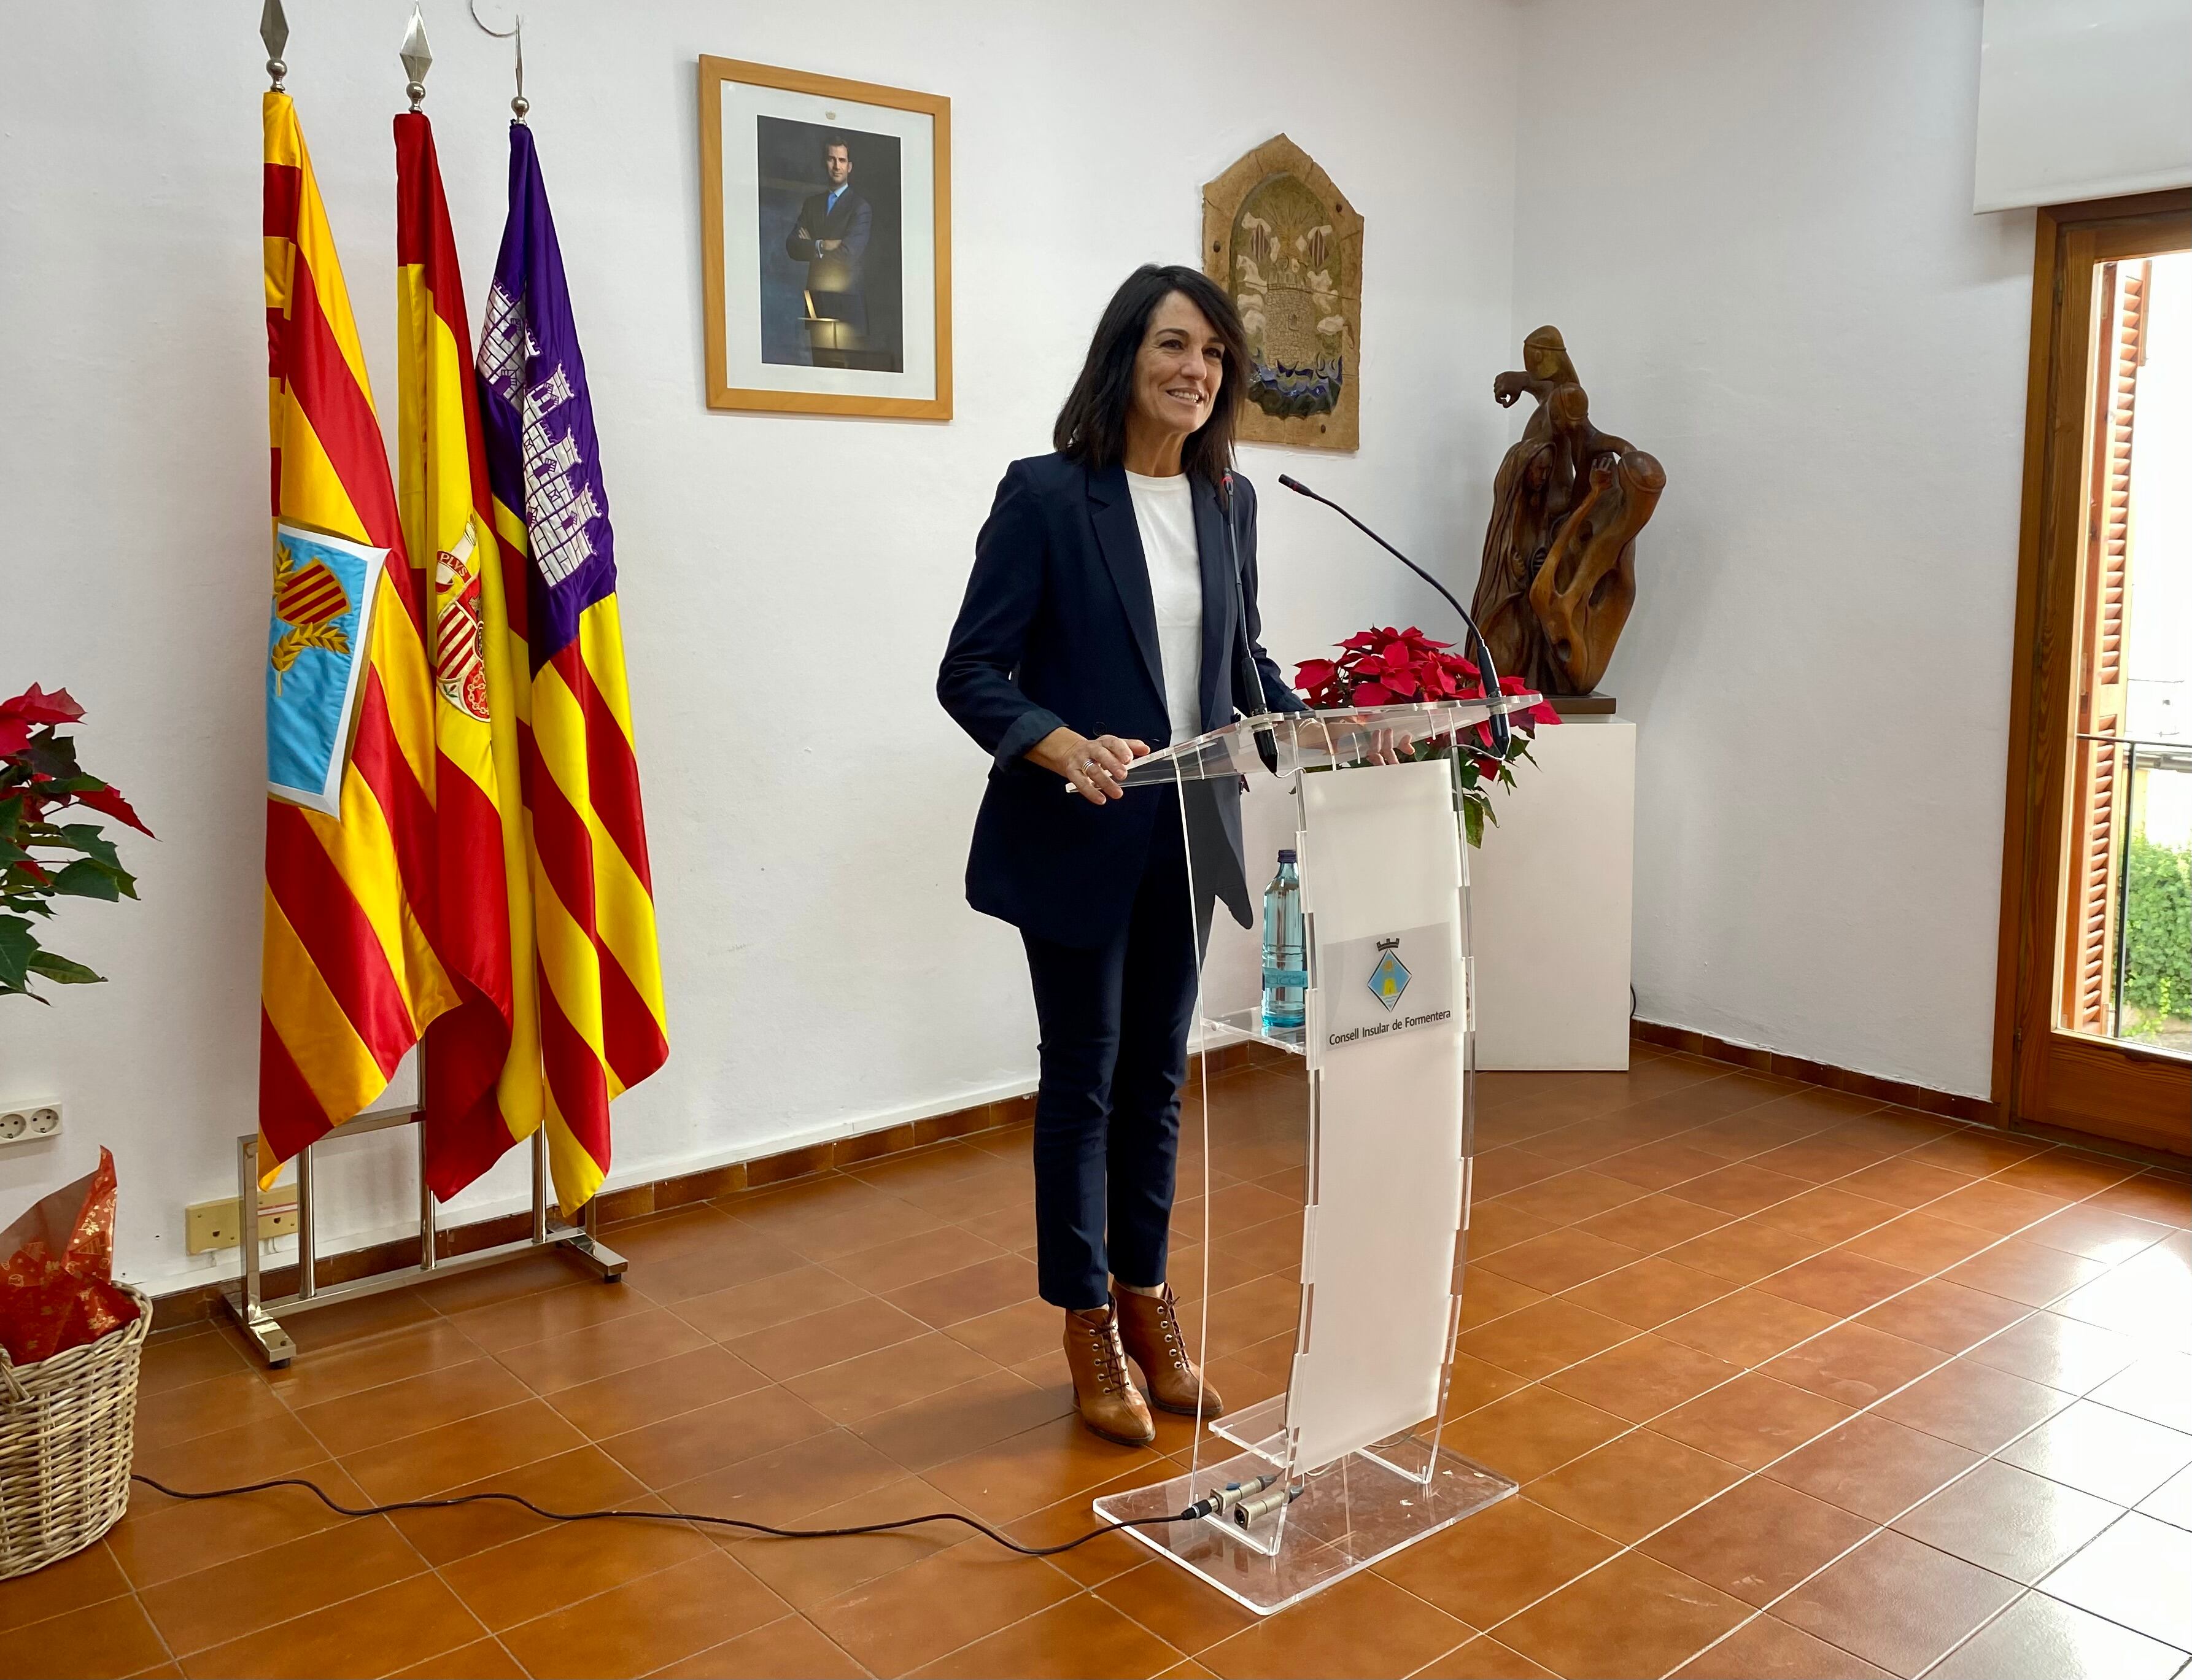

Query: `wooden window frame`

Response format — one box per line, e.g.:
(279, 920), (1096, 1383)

(1993, 189), (2191, 1156)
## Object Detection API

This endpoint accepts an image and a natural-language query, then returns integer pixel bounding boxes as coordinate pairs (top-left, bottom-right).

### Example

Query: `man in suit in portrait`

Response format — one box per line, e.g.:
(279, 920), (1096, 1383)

(784, 132), (870, 357)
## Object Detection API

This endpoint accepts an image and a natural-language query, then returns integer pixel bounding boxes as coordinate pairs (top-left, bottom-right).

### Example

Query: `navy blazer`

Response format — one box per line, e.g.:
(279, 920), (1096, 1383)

(784, 187), (871, 289)
(938, 454), (1305, 950)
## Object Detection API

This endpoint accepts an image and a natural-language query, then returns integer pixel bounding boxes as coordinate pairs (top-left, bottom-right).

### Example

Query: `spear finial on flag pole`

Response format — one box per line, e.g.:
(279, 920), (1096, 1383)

(467, 1), (529, 122)
(260, 0), (288, 90)
(401, 6), (433, 111)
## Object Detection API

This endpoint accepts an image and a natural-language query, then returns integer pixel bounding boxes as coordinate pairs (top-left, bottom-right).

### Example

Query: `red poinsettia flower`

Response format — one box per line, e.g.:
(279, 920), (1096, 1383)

(1293, 626), (1555, 732)
(0, 684), (85, 757)
(1295, 658), (1337, 691)
(1, 684), (155, 837)
(1497, 673), (1560, 727)
(75, 782), (154, 837)
(1288, 624), (1560, 842)
(3, 684), (85, 726)
(1, 685), (155, 1002)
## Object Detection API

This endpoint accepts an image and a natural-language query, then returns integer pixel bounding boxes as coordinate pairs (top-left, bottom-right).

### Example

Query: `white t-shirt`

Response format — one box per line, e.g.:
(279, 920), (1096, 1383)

(1125, 469), (1204, 746)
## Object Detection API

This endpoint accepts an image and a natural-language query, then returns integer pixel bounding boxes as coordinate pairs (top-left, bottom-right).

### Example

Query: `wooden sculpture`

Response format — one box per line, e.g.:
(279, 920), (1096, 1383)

(1470, 327), (1664, 695)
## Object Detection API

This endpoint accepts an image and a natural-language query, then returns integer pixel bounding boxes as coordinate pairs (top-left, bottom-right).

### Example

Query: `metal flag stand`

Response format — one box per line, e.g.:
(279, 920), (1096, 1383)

(225, 4), (621, 1370)
(222, 1099), (625, 1369)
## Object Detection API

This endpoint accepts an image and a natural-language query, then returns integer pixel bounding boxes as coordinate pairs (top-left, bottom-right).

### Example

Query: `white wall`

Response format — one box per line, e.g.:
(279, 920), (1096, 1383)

(1973, 0), (2192, 212)
(0, 0), (1524, 1290)
(1509, 0), (2036, 1097)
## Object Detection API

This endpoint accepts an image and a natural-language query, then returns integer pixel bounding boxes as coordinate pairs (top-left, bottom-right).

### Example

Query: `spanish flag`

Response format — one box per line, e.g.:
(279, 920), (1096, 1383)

(395, 110), (541, 1198)
(476, 123), (668, 1214)
(259, 91), (457, 1170)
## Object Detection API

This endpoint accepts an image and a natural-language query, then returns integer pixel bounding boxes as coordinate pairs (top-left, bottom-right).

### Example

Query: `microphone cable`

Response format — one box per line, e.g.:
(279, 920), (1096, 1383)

(127, 1471), (1239, 1559)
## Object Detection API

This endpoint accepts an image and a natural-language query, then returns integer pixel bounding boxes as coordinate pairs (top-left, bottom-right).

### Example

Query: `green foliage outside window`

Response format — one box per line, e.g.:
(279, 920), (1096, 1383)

(2122, 830), (2192, 1026)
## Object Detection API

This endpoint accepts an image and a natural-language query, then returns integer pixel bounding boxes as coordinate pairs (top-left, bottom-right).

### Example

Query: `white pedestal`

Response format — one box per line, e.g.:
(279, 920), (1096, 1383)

(1468, 714), (1635, 1070)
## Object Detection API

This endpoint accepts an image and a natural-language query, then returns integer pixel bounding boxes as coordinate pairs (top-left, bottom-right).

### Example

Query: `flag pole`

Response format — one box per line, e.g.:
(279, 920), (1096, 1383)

(467, 0), (530, 121)
(398, 2), (440, 1272)
(259, 0), (287, 91)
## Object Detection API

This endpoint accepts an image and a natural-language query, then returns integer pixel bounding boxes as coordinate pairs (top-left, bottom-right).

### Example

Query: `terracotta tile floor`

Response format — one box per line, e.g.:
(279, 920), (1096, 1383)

(9, 1048), (2191, 1679)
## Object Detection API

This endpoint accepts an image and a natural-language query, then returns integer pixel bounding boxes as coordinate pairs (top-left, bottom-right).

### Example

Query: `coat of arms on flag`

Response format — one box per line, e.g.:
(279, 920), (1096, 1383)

(265, 522), (384, 816)
(432, 528), (491, 723)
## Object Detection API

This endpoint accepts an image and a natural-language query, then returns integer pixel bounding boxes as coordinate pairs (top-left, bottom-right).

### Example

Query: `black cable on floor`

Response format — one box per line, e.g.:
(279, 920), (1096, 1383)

(129, 1473), (1218, 1558)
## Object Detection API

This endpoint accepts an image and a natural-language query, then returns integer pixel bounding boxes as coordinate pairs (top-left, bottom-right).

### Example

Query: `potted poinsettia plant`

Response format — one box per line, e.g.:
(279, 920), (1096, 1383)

(1295, 627), (1558, 846)
(1, 685), (154, 1000)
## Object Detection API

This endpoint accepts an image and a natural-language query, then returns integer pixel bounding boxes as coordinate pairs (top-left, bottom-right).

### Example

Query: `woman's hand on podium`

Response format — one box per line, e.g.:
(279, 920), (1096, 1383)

(1031, 727), (1149, 804)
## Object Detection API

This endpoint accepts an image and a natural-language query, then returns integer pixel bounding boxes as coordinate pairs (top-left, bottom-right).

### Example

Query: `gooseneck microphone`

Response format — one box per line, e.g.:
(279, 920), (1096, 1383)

(1276, 474), (1512, 759)
(1220, 471), (1282, 776)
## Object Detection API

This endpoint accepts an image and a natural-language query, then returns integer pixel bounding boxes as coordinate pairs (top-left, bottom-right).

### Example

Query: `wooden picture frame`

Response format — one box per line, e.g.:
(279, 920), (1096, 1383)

(698, 56), (951, 419)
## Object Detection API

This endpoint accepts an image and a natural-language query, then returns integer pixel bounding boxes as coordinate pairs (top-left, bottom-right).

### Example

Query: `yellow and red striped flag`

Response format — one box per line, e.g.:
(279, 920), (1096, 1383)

(476, 123), (667, 1214)
(395, 111), (543, 1197)
(259, 91), (457, 1170)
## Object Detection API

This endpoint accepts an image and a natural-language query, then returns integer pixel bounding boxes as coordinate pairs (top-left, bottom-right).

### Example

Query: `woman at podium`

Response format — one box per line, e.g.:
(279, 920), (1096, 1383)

(937, 264), (1305, 1444)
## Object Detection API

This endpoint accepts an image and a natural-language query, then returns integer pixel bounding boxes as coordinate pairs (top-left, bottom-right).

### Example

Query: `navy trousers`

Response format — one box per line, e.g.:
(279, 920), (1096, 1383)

(1020, 793), (1210, 1310)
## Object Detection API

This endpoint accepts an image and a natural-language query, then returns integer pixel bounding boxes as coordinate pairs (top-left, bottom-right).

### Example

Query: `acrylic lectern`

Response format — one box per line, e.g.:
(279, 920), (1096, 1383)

(1091, 698), (1538, 1614)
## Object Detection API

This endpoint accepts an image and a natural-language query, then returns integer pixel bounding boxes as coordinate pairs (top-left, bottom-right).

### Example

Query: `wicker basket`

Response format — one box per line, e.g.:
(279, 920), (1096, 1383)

(0, 1285), (150, 1580)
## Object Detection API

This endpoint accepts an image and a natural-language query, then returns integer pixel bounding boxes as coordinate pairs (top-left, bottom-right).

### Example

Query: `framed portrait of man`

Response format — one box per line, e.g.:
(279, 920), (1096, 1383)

(699, 56), (951, 419)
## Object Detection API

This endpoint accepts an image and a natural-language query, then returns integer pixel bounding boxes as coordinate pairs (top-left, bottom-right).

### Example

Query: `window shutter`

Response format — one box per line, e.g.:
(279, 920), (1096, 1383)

(2062, 258), (2147, 1036)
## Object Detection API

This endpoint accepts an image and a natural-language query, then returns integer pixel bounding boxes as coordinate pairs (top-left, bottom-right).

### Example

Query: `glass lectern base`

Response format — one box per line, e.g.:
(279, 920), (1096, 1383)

(1090, 1437), (1517, 1616)
(1209, 1395), (1489, 1485)
(1209, 1393), (1290, 1459)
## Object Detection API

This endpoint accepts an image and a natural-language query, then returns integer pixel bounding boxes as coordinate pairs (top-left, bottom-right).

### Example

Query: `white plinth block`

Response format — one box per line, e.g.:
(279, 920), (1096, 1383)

(1468, 714), (1635, 1070)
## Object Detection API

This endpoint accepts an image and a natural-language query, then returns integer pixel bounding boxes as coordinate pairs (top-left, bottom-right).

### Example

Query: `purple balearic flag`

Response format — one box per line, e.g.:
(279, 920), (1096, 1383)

(470, 119), (669, 1217)
(475, 121), (618, 673)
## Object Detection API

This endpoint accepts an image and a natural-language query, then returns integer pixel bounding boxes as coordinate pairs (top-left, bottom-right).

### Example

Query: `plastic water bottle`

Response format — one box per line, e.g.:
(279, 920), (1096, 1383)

(1261, 850), (1306, 1032)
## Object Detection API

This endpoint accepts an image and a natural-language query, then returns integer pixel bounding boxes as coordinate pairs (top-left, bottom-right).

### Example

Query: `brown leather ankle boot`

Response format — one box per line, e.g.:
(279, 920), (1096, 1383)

(1063, 1306), (1155, 1445)
(1113, 1285), (1225, 1418)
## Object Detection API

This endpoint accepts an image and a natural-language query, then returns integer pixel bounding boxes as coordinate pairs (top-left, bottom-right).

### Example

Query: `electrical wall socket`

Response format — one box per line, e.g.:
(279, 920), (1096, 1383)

(185, 1196), (301, 1255)
(0, 1101), (62, 1146)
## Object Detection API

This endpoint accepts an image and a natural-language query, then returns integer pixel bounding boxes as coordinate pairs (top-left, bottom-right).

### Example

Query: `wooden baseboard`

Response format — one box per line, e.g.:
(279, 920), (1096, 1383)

(148, 1039), (1290, 1328)
(1630, 1019), (2005, 1125)
(1632, 1018), (2188, 1167)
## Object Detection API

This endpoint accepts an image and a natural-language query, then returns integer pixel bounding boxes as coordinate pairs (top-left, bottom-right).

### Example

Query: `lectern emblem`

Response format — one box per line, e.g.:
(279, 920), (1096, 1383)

(1368, 939), (1411, 1012)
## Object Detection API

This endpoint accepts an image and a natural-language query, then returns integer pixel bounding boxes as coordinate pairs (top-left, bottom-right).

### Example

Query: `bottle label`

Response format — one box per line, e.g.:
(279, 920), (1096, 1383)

(1262, 968), (1309, 989)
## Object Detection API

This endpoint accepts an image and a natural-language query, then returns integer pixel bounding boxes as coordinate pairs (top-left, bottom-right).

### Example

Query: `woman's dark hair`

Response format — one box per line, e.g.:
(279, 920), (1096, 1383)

(1053, 265), (1247, 485)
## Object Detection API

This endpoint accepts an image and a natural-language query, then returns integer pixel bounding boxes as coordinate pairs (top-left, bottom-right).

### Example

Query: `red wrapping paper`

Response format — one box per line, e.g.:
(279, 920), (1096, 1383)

(0, 1147), (139, 1367)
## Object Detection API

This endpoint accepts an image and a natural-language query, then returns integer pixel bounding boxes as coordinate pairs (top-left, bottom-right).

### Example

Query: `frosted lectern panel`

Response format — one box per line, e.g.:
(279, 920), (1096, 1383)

(1121, 697), (1541, 786)
(1286, 758), (1468, 1472)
